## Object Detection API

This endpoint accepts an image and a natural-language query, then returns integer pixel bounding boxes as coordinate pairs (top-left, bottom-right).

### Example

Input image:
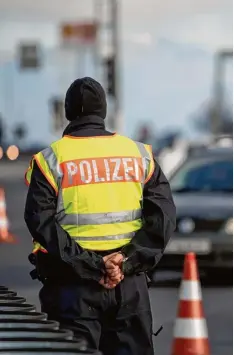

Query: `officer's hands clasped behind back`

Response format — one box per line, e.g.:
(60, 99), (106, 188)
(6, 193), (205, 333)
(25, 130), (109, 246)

(99, 252), (125, 289)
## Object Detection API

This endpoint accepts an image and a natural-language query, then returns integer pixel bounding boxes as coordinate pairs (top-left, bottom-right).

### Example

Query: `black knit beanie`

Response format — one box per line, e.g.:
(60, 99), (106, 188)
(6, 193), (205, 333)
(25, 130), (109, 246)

(65, 77), (107, 121)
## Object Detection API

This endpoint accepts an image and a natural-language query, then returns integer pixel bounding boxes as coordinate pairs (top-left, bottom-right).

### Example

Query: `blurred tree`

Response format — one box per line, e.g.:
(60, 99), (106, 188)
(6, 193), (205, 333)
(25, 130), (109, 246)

(192, 101), (233, 135)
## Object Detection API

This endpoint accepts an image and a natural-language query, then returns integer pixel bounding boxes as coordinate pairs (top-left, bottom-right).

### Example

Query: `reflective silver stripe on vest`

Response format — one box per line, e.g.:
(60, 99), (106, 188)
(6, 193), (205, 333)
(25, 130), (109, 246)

(41, 147), (64, 212)
(134, 141), (151, 210)
(134, 141), (151, 181)
(57, 209), (141, 225)
(74, 232), (135, 241)
(41, 147), (62, 184)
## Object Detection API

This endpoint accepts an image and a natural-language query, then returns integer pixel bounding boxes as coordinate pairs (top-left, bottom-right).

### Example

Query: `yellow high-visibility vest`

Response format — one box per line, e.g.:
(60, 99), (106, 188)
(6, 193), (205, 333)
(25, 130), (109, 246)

(25, 134), (155, 252)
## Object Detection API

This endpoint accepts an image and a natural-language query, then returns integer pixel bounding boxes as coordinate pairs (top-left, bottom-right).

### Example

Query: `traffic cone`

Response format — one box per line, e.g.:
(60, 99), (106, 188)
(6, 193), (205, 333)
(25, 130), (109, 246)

(0, 188), (16, 243)
(171, 252), (210, 355)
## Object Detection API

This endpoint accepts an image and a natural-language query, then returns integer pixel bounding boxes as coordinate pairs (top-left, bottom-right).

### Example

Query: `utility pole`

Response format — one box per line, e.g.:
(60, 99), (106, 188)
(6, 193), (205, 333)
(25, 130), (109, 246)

(93, 0), (102, 80)
(110, 0), (123, 133)
(212, 49), (232, 135)
(94, 0), (123, 133)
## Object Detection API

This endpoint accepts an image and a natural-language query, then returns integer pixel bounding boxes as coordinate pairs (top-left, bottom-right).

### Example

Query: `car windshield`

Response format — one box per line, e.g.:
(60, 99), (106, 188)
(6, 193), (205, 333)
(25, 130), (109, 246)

(170, 157), (233, 193)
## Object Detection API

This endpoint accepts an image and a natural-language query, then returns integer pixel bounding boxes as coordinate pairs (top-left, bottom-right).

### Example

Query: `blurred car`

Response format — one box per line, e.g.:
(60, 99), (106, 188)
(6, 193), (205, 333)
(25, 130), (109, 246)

(159, 145), (233, 277)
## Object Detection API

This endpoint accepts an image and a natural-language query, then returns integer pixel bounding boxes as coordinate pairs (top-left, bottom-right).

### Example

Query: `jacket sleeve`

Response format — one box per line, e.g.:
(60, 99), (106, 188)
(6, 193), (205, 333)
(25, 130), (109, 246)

(24, 160), (105, 282)
(121, 158), (176, 275)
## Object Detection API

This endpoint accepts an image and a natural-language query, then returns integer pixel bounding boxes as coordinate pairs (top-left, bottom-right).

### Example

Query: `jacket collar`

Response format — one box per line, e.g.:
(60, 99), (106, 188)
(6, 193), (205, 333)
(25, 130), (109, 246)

(63, 115), (105, 136)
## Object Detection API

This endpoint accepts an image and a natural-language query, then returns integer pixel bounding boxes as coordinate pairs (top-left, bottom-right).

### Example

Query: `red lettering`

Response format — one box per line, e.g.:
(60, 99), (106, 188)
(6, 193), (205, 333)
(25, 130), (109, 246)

(61, 156), (144, 188)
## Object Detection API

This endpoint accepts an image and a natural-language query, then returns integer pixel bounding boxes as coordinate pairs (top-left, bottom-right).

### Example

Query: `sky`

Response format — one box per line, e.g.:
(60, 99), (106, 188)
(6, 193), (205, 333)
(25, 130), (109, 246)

(0, 0), (232, 145)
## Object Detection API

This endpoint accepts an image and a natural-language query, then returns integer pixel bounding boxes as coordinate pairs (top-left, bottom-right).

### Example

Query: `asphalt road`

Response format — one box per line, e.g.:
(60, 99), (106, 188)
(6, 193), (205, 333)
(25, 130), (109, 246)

(0, 159), (232, 355)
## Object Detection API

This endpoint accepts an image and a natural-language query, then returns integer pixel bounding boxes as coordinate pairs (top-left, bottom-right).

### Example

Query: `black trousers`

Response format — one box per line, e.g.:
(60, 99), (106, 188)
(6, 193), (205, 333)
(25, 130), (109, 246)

(39, 273), (154, 355)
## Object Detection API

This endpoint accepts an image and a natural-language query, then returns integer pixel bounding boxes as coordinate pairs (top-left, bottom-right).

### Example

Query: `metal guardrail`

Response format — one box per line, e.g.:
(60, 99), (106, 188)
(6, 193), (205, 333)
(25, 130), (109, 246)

(0, 286), (102, 354)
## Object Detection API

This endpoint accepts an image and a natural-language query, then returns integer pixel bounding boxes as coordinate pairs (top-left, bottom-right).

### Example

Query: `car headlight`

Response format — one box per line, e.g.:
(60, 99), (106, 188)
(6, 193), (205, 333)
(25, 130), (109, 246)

(224, 218), (233, 235)
(177, 218), (195, 234)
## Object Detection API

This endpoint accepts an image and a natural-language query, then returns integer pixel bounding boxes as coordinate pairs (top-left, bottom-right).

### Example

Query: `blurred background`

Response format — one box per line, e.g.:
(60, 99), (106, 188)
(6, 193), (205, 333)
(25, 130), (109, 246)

(0, 1), (233, 355)
(0, 0), (233, 152)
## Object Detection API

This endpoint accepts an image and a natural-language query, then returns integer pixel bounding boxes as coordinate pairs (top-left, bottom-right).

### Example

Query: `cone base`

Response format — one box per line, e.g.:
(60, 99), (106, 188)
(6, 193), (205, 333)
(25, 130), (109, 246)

(172, 338), (210, 355)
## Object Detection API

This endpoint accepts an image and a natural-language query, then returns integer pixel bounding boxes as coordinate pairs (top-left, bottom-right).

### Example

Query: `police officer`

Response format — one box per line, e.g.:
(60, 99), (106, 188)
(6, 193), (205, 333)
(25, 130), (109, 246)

(24, 77), (176, 355)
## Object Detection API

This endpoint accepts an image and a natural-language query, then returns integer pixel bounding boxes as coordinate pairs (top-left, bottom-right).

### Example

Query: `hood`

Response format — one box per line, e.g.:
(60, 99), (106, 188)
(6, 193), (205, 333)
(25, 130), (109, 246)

(65, 77), (107, 121)
(173, 192), (233, 219)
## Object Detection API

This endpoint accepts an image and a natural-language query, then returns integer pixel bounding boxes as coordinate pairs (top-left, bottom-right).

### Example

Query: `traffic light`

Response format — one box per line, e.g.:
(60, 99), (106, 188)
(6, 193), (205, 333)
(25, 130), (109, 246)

(105, 56), (116, 97)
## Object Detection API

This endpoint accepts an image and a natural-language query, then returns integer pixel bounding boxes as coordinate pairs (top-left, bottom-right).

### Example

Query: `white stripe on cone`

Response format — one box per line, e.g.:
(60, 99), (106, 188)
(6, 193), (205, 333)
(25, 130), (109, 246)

(174, 318), (208, 338)
(0, 201), (5, 209)
(179, 280), (202, 301)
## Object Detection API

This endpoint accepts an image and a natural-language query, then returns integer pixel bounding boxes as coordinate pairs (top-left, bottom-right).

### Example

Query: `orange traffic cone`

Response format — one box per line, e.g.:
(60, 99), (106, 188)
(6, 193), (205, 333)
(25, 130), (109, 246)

(171, 252), (210, 355)
(0, 188), (16, 243)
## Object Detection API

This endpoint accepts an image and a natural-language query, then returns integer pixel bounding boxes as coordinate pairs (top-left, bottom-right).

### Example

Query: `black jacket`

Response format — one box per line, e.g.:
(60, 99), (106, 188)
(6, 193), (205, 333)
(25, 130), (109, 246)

(24, 116), (176, 283)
